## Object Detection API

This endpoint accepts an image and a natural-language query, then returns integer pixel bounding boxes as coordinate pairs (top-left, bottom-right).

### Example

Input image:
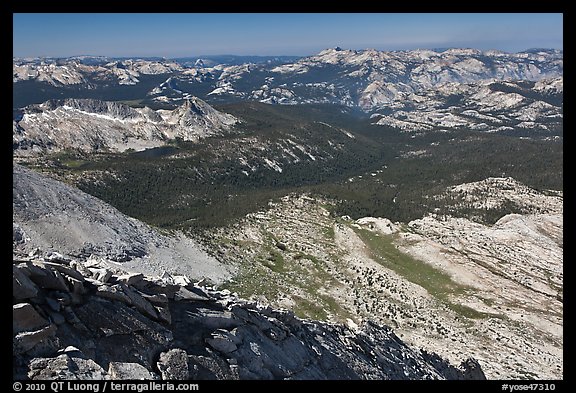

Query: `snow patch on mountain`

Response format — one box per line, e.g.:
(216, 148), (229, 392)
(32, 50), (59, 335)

(13, 98), (239, 155)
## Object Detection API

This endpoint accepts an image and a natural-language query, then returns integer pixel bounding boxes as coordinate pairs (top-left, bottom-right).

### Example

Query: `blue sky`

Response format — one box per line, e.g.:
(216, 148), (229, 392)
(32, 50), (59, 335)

(13, 13), (563, 58)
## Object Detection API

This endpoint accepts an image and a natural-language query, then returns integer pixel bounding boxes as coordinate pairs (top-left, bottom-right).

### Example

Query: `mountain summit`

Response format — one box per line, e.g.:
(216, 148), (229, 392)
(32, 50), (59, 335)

(13, 97), (239, 155)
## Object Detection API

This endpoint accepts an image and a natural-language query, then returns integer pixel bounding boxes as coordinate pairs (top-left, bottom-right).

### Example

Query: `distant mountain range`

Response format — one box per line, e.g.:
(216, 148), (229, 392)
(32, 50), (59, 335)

(13, 48), (563, 148)
(14, 48), (562, 105)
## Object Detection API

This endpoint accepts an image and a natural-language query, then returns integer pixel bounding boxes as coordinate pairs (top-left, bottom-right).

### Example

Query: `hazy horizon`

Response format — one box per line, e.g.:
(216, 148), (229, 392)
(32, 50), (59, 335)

(13, 47), (564, 61)
(13, 13), (563, 58)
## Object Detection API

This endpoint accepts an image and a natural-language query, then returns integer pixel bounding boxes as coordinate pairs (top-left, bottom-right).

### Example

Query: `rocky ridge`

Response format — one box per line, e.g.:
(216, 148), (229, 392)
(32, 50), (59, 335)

(12, 248), (485, 380)
(13, 97), (239, 155)
(13, 58), (183, 87)
(439, 176), (563, 214)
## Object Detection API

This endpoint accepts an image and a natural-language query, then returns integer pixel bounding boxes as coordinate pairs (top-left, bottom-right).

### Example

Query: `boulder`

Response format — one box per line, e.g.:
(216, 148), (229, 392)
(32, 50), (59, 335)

(28, 353), (108, 380)
(70, 261), (93, 277)
(172, 275), (191, 287)
(13, 303), (49, 334)
(44, 252), (72, 264)
(43, 261), (85, 282)
(65, 276), (87, 304)
(74, 298), (172, 343)
(174, 286), (211, 301)
(194, 310), (240, 330)
(188, 354), (240, 380)
(13, 324), (57, 355)
(108, 362), (159, 380)
(90, 268), (113, 284)
(13, 265), (38, 300)
(459, 358), (487, 380)
(95, 285), (132, 305)
(206, 337), (237, 354)
(116, 273), (144, 286)
(122, 284), (158, 320)
(28, 248), (41, 257)
(27, 263), (69, 291)
(188, 285), (211, 300)
(58, 345), (84, 356)
(134, 279), (180, 299)
(141, 293), (169, 306)
(160, 271), (173, 282)
(157, 348), (189, 380)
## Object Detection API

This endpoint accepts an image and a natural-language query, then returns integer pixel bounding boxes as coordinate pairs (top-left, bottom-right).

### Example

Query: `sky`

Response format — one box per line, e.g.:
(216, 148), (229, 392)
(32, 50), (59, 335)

(13, 13), (563, 58)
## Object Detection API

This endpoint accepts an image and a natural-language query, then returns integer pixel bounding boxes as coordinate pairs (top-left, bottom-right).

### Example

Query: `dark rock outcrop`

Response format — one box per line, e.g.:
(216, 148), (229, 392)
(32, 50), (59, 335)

(12, 250), (486, 380)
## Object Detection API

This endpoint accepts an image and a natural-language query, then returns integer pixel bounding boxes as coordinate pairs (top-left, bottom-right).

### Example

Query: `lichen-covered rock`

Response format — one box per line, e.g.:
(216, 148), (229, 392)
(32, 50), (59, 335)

(108, 362), (159, 380)
(157, 348), (189, 380)
(28, 353), (107, 380)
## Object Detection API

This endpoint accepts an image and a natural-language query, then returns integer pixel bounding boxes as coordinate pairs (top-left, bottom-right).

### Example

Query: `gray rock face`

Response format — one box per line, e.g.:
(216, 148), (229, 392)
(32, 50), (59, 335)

(370, 78), (563, 134)
(158, 97), (238, 140)
(13, 58), (183, 87)
(12, 250), (485, 380)
(12, 164), (233, 283)
(13, 164), (158, 261)
(13, 265), (38, 300)
(13, 303), (48, 334)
